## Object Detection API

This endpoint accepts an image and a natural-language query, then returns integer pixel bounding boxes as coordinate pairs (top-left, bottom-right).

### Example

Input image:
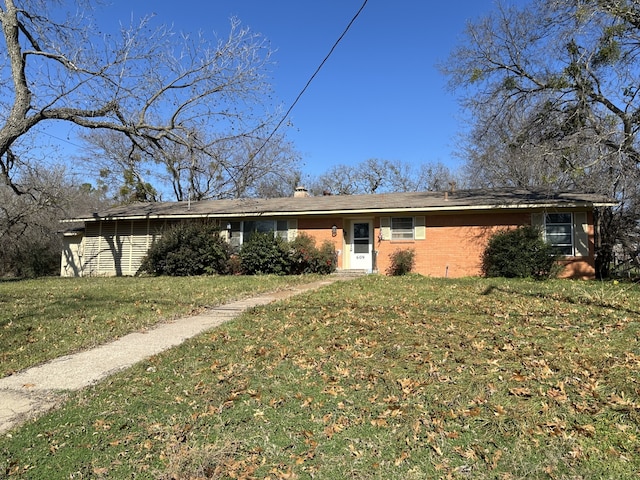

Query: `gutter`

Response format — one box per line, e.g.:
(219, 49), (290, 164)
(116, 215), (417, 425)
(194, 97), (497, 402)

(60, 201), (618, 223)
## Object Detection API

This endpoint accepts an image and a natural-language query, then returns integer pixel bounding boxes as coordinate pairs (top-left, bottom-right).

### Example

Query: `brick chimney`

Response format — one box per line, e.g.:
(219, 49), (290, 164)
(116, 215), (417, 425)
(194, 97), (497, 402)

(294, 186), (310, 198)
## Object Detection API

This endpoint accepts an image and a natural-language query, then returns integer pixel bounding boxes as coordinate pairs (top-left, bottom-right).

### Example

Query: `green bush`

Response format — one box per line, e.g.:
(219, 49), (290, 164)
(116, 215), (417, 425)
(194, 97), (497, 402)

(317, 239), (338, 274)
(138, 222), (231, 276)
(288, 233), (337, 274)
(238, 232), (290, 275)
(227, 254), (242, 275)
(11, 240), (61, 278)
(482, 225), (558, 279)
(0, 233), (61, 278)
(387, 248), (416, 276)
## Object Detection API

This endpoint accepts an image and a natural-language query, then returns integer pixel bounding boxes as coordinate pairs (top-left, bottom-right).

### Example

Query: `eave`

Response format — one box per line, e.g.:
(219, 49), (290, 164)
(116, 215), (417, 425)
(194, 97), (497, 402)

(61, 200), (617, 223)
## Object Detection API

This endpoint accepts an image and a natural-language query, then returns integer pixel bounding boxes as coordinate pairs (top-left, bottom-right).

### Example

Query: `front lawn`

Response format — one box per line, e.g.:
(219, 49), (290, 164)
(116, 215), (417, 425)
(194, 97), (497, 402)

(2, 276), (639, 478)
(0, 275), (316, 377)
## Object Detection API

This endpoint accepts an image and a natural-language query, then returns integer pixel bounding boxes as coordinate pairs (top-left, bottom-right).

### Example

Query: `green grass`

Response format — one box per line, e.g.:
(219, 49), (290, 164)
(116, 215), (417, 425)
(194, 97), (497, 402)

(0, 275), (317, 377)
(2, 276), (640, 479)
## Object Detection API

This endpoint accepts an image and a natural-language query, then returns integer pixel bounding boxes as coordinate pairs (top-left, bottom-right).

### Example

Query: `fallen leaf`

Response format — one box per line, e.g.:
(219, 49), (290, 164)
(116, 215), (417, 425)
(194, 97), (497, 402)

(349, 443), (363, 458)
(493, 404), (506, 416)
(509, 387), (531, 397)
(394, 451), (410, 466)
(575, 424), (596, 437)
(370, 418), (388, 427)
(491, 449), (502, 469)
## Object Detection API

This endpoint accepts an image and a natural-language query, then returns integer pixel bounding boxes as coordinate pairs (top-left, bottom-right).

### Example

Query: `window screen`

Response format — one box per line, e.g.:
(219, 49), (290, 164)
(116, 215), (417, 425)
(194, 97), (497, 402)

(242, 220), (288, 243)
(545, 213), (573, 255)
(391, 217), (414, 240)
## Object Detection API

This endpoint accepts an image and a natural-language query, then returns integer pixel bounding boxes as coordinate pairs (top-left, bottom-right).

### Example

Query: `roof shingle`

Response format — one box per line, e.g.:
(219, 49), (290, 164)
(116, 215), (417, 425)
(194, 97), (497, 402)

(64, 188), (617, 222)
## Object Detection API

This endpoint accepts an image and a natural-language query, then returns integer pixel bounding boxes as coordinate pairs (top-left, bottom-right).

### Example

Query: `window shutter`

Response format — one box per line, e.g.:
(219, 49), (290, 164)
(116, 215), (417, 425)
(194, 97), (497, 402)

(287, 219), (298, 241)
(573, 212), (589, 257)
(414, 216), (426, 240)
(380, 217), (390, 241)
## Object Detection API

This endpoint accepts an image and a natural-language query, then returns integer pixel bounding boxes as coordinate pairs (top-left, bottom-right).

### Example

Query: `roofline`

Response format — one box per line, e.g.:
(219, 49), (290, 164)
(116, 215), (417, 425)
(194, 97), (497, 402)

(61, 201), (617, 223)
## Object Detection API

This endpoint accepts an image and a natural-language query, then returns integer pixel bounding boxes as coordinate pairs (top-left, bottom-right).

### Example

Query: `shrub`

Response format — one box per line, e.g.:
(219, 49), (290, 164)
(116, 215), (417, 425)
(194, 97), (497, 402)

(0, 233), (61, 278)
(482, 225), (558, 279)
(288, 233), (337, 275)
(387, 248), (416, 276)
(227, 254), (242, 275)
(316, 240), (338, 274)
(238, 232), (289, 275)
(138, 222), (231, 276)
(13, 238), (61, 277)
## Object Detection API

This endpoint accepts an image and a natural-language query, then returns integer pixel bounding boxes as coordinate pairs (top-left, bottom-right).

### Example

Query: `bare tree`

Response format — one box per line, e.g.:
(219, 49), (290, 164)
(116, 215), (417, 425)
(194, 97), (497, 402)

(231, 134), (302, 199)
(443, 0), (640, 276)
(0, 0), (277, 197)
(253, 167), (302, 199)
(0, 164), (107, 276)
(399, 161), (460, 192)
(80, 128), (301, 201)
(311, 159), (458, 195)
(460, 105), (584, 189)
(312, 164), (361, 195)
(444, 0), (640, 168)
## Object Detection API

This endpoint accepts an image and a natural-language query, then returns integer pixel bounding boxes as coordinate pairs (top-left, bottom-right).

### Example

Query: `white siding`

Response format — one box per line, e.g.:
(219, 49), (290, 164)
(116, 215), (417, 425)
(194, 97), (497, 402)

(60, 234), (84, 277)
(74, 219), (157, 276)
(97, 222), (117, 275)
(123, 220), (152, 275)
(83, 222), (101, 276)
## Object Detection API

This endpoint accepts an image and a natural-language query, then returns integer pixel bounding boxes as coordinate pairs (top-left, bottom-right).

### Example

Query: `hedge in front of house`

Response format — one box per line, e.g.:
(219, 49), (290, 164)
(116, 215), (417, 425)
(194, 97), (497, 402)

(387, 248), (416, 276)
(139, 224), (337, 277)
(238, 232), (290, 275)
(238, 232), (337, 275)
(288, 233), (337, 275)
(138, 222), (232, 276)
(482, 225), (558, 279)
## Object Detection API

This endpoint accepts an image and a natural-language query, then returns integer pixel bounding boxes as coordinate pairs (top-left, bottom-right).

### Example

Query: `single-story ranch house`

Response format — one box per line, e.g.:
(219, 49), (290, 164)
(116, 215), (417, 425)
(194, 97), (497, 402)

(60, 187), (616, 279)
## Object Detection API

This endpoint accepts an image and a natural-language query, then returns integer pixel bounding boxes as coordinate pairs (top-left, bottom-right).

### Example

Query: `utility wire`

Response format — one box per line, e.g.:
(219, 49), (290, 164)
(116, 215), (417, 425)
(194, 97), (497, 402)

(253, 0), (368, 158)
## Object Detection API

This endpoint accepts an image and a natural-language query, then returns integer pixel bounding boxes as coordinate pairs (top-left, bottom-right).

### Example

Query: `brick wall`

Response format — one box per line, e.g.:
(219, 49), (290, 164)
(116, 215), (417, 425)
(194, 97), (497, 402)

(297, 217), (346, 269)
(556, 211), (596, 279)
(295, 211), (596, 279)
(373, 212), (530, 277)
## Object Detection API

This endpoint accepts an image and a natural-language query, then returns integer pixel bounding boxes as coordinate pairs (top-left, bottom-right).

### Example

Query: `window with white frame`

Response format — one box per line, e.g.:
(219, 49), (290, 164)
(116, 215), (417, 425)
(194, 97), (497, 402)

(232, 220), (290, 246)
(544, 213), (573, 255)
(391, 217), (414, 240)
(228, 221), (242, 251)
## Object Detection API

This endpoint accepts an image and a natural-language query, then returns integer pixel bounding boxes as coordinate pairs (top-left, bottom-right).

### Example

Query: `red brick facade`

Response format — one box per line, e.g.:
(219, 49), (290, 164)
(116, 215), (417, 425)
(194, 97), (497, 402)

(63, 189), (608, 278)
(298, 211), (596, 279)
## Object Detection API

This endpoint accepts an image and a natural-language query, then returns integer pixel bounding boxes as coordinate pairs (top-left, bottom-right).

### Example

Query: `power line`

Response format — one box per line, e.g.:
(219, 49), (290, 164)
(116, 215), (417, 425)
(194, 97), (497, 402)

(253, 0), (368, 158)
(40, 130), (84, 149)
(36, 1), (369, 166)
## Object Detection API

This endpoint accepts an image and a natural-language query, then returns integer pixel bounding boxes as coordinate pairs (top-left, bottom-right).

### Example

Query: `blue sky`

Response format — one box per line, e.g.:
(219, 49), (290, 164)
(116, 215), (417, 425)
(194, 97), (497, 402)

(54, 1), (527, 180)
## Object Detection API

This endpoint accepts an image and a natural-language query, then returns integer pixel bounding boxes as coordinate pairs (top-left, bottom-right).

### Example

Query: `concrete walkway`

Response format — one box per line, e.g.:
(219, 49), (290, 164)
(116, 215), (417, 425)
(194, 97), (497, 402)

(0, 277), (347, 434)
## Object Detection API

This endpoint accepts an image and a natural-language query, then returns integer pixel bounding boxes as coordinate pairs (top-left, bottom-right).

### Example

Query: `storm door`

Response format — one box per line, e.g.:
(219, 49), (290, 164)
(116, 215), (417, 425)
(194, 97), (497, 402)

(350, 221), (372, 271)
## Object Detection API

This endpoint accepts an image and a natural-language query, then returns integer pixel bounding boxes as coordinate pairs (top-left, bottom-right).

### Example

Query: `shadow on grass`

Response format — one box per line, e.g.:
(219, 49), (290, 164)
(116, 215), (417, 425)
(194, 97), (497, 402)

(0, 277), (25, 283)
(481, 282), (640, 316)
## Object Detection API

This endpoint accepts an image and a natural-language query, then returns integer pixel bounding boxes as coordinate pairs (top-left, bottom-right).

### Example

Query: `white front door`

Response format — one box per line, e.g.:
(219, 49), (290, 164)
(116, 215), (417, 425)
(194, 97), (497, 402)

(350, 221), (372, 271)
